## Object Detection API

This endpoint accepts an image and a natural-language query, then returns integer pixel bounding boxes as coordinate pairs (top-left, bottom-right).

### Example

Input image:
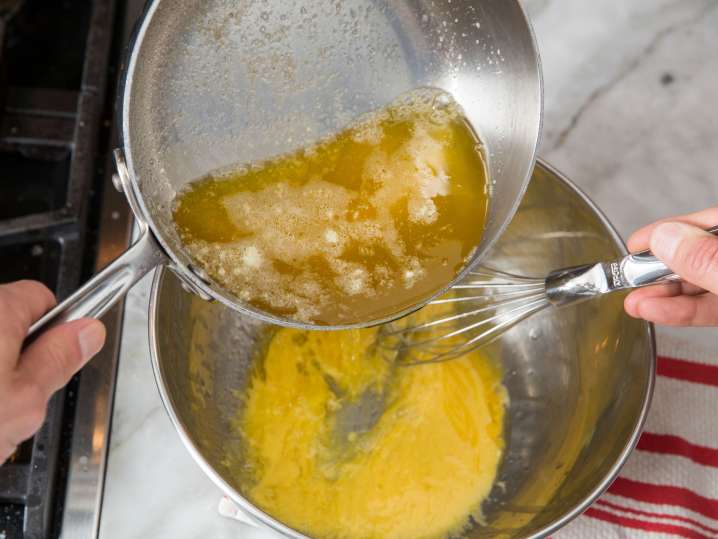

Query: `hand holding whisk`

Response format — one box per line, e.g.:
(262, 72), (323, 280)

(378, 226), (718, 366)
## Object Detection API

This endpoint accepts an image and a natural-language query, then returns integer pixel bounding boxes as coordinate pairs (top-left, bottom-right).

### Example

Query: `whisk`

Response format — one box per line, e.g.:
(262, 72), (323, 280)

(379, 225), (718, 366)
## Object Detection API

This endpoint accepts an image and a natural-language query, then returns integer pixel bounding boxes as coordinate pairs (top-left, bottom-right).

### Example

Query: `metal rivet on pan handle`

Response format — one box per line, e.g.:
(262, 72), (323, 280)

(113, 149), (131, 193)
(178, 264), (214, 301)
(188, 263), (211, 285)
(112, 173), (124, 193)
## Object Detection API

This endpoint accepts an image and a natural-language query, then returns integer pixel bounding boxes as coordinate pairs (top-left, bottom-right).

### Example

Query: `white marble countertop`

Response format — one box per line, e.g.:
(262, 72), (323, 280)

(98, 1), (718, 537)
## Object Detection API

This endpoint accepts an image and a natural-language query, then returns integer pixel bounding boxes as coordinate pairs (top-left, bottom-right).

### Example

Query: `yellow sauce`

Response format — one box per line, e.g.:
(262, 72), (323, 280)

(233, 326), (506, 539)
(173, 89), (489, 325)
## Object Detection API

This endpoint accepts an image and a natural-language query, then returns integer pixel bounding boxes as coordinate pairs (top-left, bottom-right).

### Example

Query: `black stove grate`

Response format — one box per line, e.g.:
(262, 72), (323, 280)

(0, 1), (120, 537)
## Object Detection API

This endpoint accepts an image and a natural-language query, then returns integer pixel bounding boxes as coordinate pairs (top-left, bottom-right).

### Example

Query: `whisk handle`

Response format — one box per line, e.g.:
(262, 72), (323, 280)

(546, 225), (718, 306)
(618, 225), (718, 289)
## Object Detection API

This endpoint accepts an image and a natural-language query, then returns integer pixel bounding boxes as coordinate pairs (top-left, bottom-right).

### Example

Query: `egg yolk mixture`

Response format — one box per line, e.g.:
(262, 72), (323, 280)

(172, 88), (489, 325)
(234, 327), (506, 539)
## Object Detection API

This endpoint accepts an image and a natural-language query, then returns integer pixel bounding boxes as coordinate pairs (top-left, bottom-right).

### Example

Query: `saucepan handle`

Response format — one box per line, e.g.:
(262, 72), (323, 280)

(26, 227), (167, 341)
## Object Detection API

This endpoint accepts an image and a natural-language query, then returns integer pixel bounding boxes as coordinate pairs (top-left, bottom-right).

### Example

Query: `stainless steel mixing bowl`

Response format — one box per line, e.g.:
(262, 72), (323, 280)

(149, 160), (655, 538)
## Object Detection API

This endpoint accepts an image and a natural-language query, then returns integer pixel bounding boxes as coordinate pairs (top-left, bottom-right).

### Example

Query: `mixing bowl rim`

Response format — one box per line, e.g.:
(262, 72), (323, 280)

(147, 158), (656, 538)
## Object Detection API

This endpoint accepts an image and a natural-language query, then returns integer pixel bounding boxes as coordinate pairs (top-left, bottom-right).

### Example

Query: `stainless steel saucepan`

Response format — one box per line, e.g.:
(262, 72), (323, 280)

(28, 0), (542, 338)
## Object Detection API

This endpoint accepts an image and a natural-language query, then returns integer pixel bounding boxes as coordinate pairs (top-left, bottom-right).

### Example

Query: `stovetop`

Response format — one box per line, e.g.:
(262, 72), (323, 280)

(0, 1), (143, 538)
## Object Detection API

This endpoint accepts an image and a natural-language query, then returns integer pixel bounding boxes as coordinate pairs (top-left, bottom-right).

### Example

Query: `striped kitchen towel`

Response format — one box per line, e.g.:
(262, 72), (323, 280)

(557, 329), (718, 539)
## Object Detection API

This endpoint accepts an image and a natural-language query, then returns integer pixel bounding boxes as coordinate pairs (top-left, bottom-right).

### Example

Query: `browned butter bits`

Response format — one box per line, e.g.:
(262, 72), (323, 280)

(172, 89), (489, 325)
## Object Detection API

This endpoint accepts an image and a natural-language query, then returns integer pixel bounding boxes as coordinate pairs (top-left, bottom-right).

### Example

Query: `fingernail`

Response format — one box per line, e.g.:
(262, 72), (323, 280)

(650, 222), (692, 262)
(78, 321), (106, 362)
(623, 293), (639, 319)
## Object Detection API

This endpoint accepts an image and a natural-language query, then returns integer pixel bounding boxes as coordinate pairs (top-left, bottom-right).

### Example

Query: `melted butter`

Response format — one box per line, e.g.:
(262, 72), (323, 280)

(234, 326), (506, 539)
(173, 89), (489, 325)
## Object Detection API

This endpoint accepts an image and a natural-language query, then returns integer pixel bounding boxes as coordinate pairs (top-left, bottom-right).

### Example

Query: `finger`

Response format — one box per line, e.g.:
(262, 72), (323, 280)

(0, 374), (48, 448)
(18, 318), (106, 398)
(1, 442), (17, 464)
(627, 207), (718, 252)
(629, 281), (704, 300)
(649, 222), (718, 295)
(624, 283), (705, 318)
(627, 293), (718, 326)
(0, 280), (56, 371)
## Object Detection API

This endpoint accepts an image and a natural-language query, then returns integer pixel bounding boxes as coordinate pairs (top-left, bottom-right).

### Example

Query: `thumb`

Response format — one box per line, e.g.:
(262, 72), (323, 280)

(650, 222), (718, 295)
(18, 318), (106, 398)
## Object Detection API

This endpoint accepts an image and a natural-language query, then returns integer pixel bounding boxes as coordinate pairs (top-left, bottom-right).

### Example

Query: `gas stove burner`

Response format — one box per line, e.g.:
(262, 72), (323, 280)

(0, 1), (141, 537)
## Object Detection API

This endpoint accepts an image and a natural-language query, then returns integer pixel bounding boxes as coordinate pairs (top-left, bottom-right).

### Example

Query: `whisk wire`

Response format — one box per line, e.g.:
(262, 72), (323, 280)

(381, 290), (547, 342)
(467, 266), (542, 282)
(396, 297), (549, 366)
(377, 266), (552, 366)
